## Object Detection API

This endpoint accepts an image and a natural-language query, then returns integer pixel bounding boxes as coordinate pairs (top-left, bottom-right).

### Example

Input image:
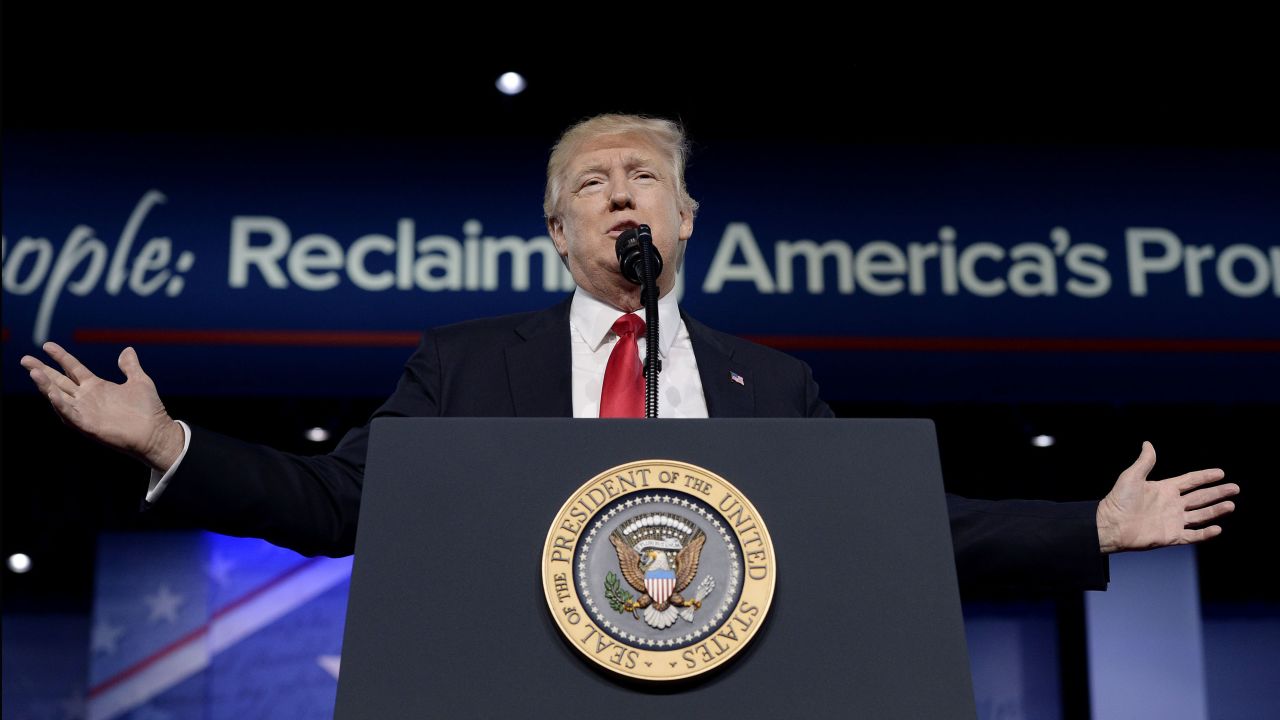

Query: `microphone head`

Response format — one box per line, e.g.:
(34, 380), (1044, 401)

(615, 225), (639, 255)
(615, 224), (662, 285)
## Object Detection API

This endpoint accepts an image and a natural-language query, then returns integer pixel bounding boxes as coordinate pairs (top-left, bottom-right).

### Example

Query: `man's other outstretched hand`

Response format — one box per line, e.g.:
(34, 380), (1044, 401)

(1096, 441), (1240, 554)
(20, 342), (184, 472)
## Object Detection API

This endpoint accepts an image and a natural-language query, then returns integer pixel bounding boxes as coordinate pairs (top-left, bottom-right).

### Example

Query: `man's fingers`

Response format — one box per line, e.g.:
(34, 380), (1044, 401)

(1181, 525), (1223, 544)
(35, 365), (79, 397)
(1182, 482), (1239, 510)
(25, 357), (77, 397)
(28, 366), (55, 395)
(22, 356), (56, 388)
(24, 355), (86, 397)
(18, 355), (58, 384)
(1186, 501), (1235, 526)
(1174, 468), (1228, 493)
(43, 341), (97, 384)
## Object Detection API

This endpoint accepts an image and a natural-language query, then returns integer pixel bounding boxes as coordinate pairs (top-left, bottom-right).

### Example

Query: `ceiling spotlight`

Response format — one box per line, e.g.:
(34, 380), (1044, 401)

(1031, 434), (1056, 448)
(496, 72), (527, 96)
(305, 427), (331, 443)
(8, 553), (32, 574)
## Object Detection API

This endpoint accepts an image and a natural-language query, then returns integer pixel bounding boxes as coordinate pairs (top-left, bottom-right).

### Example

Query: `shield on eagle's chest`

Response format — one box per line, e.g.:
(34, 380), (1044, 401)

(645, 567), (676, 605)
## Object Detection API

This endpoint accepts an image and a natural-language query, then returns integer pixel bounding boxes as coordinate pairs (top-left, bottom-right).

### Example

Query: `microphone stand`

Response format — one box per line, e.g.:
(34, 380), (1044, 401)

(637, 231), (661, 419)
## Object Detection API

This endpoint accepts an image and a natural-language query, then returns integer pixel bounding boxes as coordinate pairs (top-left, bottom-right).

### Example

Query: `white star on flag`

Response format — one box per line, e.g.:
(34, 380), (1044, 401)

(204, 552), (236, 586)
(144, 584), (186, 624)
(92, 618), (126, 655)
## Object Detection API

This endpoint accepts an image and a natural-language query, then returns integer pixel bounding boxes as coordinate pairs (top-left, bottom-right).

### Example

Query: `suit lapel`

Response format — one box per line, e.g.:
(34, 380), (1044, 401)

(503, 300), (752, 418)
(506, 298), (574, 417)
(684, 312), (755, 418)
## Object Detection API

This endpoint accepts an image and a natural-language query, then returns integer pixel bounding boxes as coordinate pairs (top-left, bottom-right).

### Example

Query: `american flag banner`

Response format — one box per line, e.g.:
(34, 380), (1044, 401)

(86, 532), (352, 720)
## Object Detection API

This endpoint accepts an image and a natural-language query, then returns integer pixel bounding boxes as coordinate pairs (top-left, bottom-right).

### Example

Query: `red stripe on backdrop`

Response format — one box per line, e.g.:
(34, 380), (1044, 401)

(70, 328), (1280, 353)
(74, 328), (422, 347)
(742, 336), (1280, 353)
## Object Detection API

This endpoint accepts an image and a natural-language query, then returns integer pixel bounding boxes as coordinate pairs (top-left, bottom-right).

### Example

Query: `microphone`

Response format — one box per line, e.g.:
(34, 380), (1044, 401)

(614, 224), (663, 418)
(615, 225), (663, 286)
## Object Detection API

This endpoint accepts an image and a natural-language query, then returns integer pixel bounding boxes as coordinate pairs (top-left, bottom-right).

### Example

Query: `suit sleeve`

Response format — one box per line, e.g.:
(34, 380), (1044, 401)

(152, 331), (443, 557)
(947, 496), (1109, 592)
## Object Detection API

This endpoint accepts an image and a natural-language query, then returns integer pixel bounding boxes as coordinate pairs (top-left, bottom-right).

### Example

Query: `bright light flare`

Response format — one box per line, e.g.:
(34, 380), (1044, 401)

(496, 72), (527, 96)
(8, 553), (32, 574)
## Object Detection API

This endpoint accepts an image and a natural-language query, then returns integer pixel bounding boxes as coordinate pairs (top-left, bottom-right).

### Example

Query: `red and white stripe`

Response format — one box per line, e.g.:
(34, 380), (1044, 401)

(86, 556), (352, 720)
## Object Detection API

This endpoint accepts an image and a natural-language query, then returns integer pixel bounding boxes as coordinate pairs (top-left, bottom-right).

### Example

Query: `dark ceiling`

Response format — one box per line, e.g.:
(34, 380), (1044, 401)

(5, 8), (1275, 148)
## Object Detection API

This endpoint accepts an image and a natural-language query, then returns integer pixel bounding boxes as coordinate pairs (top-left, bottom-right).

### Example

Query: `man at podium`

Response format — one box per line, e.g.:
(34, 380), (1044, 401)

(19, 113), (1239, 590)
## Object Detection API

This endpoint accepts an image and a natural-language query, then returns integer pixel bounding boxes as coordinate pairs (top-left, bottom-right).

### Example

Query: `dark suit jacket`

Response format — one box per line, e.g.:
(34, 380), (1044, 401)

(162, 297), (1107, 591)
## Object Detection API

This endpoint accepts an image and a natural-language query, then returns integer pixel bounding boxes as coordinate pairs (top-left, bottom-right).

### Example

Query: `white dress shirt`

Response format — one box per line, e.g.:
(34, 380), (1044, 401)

(569, 288), (709, 419)
(147, 289), (709, 502)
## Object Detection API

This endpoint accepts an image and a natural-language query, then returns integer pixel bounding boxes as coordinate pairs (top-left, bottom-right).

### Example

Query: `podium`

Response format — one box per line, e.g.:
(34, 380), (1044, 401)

(334, 418), (976, 719)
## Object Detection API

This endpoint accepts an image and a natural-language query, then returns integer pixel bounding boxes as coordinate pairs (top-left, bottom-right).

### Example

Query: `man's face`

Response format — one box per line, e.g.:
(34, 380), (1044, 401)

(548, 132), (694, 312)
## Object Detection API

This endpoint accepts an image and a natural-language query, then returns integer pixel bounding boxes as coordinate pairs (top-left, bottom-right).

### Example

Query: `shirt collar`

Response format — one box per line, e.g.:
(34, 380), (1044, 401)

(570, 287), (680, 357)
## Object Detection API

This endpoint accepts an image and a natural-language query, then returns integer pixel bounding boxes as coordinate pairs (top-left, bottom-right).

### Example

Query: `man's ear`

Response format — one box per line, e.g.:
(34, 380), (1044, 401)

(547, 216), (568, 257)
(672, 207), (695, 272)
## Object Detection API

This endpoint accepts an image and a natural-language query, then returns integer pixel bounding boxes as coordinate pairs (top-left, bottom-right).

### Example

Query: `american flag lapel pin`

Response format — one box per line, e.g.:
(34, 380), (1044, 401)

(729, 370), (745, 386)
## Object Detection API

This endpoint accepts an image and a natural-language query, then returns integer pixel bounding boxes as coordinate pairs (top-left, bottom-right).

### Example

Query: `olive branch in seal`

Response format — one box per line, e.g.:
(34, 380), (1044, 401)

(604, 571), (634, 613)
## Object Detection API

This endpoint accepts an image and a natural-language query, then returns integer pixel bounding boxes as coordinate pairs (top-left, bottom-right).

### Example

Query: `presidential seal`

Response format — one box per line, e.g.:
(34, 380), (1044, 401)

(541, 460), (775, 681)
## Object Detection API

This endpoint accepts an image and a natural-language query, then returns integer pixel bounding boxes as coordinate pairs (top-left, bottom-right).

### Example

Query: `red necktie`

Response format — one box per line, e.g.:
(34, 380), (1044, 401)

(599, 314), (646, 418)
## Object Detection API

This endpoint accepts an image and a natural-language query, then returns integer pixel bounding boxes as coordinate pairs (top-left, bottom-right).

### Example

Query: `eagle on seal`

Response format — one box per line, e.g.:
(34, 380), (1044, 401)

(609, 529), (707, 629)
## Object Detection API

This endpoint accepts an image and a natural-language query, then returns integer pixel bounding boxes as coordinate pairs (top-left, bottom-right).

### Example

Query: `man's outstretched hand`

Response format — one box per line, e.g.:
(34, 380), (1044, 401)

(20, 342), (184, 472)
(1096, 441), (1239, 554)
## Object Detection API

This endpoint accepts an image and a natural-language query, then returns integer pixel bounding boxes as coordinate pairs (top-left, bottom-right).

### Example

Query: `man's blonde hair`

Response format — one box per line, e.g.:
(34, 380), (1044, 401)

(543, 113), (699, 221)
